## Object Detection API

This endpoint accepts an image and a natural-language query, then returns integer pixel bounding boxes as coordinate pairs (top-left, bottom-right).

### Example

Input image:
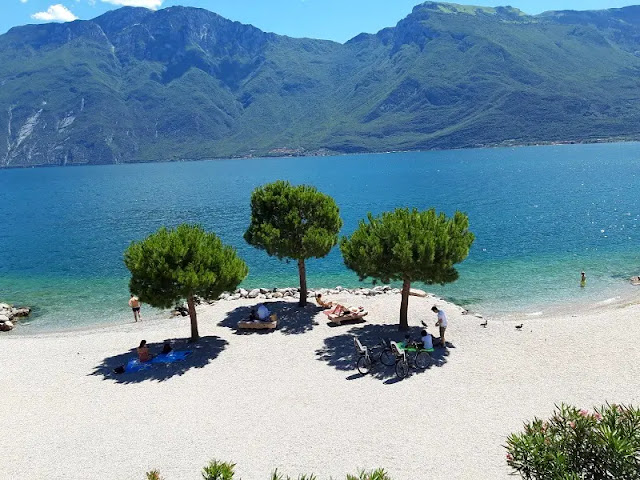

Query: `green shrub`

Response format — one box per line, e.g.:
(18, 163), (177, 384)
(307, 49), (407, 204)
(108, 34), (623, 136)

(145, 463), (392, 479)
(202, 460), (236, 480)
(271, 470), (317, 480)
(346, 469), (392, 480)
(506, 404), (640, 479)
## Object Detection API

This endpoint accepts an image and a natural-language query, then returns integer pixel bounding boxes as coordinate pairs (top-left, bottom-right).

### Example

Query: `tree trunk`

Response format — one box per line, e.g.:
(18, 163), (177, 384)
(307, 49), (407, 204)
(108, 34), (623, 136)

(399, 278), (411, 331)
(187, 294), (200, 342)
(297, 258), (307, 307)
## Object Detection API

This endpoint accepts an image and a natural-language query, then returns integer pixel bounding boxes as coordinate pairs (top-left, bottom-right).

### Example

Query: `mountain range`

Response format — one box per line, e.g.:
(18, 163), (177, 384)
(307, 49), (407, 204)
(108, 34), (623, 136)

(2, 2), (640, 167)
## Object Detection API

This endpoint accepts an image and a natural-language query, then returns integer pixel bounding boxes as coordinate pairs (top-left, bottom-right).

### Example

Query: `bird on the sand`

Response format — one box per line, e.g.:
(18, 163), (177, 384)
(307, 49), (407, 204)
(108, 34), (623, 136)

(515, 324), (523, 330)
(480, 320), (488, 327)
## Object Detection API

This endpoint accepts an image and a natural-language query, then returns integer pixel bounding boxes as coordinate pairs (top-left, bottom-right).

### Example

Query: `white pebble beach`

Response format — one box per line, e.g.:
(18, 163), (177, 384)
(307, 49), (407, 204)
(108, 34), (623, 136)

(2, 291), (640, 480)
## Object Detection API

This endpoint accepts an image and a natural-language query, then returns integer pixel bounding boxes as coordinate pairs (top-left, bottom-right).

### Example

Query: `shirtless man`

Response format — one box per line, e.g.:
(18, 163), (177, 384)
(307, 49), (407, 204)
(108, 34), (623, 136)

(129, 294), (141, 322)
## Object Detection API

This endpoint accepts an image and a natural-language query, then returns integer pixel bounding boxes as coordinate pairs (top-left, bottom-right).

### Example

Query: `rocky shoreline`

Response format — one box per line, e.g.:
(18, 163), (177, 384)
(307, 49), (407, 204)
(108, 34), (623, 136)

(169, 285), (478, 318)
(219, 285), (402, 301)
(0, 303), (31, 331)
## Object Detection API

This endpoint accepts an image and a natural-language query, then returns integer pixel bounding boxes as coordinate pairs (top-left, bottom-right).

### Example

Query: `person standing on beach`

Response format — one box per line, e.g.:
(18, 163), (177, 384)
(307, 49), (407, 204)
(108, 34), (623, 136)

(432, 305), (448, 348)
(129, 294), (141, 322)
(580, 271), (587, 288)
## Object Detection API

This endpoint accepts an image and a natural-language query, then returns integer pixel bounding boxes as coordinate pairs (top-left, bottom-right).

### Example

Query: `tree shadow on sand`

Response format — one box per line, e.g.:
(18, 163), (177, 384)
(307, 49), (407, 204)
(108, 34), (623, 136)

(90, 336), (228, 384)
(316, 324), (449, 383)
(217, 301), (321, 335)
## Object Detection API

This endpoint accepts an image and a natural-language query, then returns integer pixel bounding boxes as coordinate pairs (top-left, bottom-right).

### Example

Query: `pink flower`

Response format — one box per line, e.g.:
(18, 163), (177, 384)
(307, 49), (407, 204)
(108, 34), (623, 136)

(580, 409), (589, 417)
(594, 413), (603, 421)
(569, 421), (576, 429)
(506, 453), (514, 461)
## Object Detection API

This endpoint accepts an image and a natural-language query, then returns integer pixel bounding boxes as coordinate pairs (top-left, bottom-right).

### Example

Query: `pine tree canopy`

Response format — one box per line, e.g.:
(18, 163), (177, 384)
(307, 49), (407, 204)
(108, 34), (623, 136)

(124, 224), (248, 309)
(340, 208), (474, 285)
(244, 180), (343, 261)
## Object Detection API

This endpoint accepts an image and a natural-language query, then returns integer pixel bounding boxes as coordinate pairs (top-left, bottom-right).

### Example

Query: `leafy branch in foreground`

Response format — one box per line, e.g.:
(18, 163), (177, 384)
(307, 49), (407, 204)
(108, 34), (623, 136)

(506, 404), (640, 479)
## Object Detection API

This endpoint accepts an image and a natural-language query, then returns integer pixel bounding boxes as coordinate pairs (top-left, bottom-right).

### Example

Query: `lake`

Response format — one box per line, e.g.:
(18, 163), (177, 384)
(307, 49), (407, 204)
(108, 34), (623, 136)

(2, 142), (640, 331)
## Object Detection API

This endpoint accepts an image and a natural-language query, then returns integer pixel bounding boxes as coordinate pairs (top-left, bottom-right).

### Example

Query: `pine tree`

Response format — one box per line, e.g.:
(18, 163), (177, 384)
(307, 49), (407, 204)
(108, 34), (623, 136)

(341, 208), (474, 330)
(244, 181), (343, 307)
(124, 224), (248, 341)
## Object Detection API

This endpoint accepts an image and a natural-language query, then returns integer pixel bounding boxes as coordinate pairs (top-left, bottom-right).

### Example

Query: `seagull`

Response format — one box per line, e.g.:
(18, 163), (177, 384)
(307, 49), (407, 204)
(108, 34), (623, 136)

(515, 324), (523, 330)
(480, 320), (488, 327)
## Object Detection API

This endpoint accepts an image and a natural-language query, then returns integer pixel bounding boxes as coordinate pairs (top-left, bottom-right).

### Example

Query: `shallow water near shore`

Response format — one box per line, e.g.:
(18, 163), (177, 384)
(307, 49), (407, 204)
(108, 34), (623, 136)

(2, 142), (640, 331)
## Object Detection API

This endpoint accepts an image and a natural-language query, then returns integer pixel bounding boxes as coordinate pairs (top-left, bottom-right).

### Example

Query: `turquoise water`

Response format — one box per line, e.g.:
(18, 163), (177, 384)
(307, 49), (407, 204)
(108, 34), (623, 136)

(2, 143), (640, 331)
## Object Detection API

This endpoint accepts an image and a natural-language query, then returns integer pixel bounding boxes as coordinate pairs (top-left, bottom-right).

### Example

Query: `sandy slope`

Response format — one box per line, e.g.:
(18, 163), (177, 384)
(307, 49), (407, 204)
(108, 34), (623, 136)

(1, 292), (639, 480)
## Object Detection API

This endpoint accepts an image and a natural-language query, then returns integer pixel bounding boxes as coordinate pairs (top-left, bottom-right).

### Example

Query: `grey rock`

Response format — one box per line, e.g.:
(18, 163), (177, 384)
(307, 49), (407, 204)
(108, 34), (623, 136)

(272, 292), (284, 298)
(259, 288), (270, 294)
(239, 288), (248, 297)
(0, 320), (14, 331)
(265, 293), (273, 299)
(229, 294), (241, 301)
(0, 303), (11, 310)
(0, 314), (9, 322)
(248, 288), (260, 298)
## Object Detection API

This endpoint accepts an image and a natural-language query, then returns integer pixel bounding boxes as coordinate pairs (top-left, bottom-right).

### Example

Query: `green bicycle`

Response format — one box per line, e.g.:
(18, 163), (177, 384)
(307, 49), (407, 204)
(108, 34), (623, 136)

(390, 341), (434, 379)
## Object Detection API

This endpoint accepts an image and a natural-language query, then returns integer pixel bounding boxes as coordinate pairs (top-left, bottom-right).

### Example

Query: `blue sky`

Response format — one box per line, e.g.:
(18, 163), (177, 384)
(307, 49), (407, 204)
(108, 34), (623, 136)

(4, 0), (638, 42)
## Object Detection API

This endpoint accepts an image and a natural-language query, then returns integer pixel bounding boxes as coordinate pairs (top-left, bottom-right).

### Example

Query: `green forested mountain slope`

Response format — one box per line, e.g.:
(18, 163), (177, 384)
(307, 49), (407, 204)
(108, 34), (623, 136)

(2, 2), (640, 167)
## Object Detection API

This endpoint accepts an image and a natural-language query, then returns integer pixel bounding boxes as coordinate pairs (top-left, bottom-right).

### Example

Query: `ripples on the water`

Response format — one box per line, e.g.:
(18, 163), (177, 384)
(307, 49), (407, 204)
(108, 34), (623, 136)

(1, 143), (640, 330)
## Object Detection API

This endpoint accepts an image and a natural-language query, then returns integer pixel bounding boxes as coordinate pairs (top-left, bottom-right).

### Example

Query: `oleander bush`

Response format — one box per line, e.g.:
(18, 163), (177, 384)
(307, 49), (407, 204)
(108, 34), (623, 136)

(202, 460), (236, 480)
(147, 462), (392, 480)
(506, 404), (640, 480)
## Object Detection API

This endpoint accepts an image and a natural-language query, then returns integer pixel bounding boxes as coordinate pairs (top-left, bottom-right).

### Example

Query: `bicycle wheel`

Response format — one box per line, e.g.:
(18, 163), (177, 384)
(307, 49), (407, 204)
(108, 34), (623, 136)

(415, 351), (431, 370)
(357, 355), (372, 375)
(380, 349), (395, 367)
(395, 359), (409, 379)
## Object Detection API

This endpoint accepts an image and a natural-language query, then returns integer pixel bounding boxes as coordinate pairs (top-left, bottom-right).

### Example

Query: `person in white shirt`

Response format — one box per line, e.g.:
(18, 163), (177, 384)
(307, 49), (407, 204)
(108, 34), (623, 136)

(432, 305), (448, 348)
(420, 329), (433, 350)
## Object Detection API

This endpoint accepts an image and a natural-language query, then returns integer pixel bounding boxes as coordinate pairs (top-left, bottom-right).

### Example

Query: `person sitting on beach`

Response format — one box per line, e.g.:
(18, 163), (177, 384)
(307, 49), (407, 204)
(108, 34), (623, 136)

(315, 293), (333, 308)
(161, 340), (173, 355)
(420, 329), (434, 350)
(257, 304), (271, 321)
(137, 340), (153, 362)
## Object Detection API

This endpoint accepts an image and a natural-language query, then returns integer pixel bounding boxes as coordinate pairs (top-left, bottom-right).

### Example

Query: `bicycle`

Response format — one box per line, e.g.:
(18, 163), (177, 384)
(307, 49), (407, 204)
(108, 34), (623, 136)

(390, 340), (433, 379)
(354, 337), (395, 375)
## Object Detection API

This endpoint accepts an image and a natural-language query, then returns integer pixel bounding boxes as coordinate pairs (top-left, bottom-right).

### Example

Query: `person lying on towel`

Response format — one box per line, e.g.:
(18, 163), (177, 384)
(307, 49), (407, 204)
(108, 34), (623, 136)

(323, 304), (364, 317)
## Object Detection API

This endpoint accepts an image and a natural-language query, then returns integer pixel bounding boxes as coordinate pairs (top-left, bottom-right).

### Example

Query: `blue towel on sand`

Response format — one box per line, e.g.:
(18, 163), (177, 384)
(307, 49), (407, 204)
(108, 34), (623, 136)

(125, 358), (153, 373)
(151, 350), (192, 364)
